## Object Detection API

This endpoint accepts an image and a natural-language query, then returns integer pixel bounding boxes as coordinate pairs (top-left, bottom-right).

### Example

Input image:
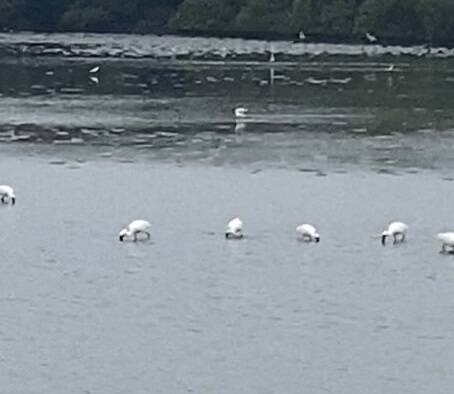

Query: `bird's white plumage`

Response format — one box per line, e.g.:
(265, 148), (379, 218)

(296, 224), (320, 242)
(119, 219), (151, 241)
(437, 232), (454, 253)
(381, 221), (408, 244)
(226, 217), (243, 238)
(128, 220), (151, 232)
(298, 31), (306, 40)
(383, 222), (408, 236)
(366, 32), (377, 43)
(234, 107), (248, 118)
(0, 184), (15, 204)
(89, 66), (100, 73)
(0, 185), (14, 196)
(438, 232), (454, 245)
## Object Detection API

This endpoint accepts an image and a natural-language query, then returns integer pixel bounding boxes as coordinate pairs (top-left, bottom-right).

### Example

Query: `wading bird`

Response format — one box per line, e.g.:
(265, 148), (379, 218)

(119, 220), (151, 242)
(225, 218), (243, 239)
(381, 222), (408, 245)
(234, 107), (248, 118)
(366, 32), (378, 43)
(0, 185), (15, 205)
(437, 232), (454, 254)
(296, 224), (320, 243)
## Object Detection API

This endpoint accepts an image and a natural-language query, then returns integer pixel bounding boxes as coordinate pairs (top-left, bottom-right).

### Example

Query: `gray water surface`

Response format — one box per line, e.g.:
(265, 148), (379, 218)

(1, 154), (454, 394)
(1, 33), (454, 394)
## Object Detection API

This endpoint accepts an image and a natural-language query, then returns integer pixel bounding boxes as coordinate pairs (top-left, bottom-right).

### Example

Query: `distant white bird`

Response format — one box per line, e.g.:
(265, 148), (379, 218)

(437, 232), (454, 254)
(269, 52), (275, 63)
(366, 32), (378, 43)
(298, 31), (306, 40)
(89, 66), (100, 74)
(89, 76), (99, 84)
(119, 220), (151, 242)
(0, 185), (15, 205)
(225, 217), (243, 239)
(381, 222), (408, 245)
(386, 64), (395, 72)
(234, 107), (248, 118)
(296, 224), (320, 243)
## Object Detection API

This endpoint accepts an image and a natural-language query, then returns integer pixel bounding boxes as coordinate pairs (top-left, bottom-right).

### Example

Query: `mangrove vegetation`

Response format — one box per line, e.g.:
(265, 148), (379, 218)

(1, 0), (454, 44)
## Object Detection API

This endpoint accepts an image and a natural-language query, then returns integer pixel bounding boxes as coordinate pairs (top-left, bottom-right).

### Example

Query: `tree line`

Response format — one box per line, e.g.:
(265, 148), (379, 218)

(1, 0), (454, 44)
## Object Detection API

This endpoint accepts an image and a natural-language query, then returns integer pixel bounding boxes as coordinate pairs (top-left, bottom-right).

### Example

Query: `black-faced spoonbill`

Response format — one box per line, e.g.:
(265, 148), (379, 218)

(381, 222), (408, 245)
(119, 220), (151, 242)
(437, 232), (454, 254)
(225, 218), (243, 239)
(296, 224), (320, 243)
(0, 185), (15, 205)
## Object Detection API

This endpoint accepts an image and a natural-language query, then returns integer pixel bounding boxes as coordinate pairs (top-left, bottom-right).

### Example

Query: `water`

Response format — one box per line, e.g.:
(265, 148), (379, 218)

(1, 33), (454, 394)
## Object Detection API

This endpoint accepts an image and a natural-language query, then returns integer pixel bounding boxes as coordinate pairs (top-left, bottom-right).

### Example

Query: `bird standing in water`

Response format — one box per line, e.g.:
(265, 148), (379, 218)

(119, 220), (151, 242)
(0, 185), (15, 205)
(381, 222), (408, 245)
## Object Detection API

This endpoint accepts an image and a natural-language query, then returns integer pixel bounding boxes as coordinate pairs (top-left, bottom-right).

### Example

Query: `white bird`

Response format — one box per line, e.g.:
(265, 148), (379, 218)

(298, 31), (306, 40)
(234, 107), (248, 118)
(381, 222), (408, 245)
(269, 51), (275, 63)
(386, 64), (395, 72)
(437, 232), (454, 254)
(0, 185), (15, 205)
(119, 220), (151, 242)
(296, 224), (320, 243)
(225, 217), (243, 239)
(89, 66), (100, 74)
(366, 32), (378, 43)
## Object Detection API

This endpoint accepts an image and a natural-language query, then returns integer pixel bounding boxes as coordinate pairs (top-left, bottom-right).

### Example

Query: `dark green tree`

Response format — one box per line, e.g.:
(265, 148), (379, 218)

(292, 0), (358, 36)
(169, 0), (243, 31)
(0, 0), (452, 43)
(419, 0), (454, 43)
(355, 0), (427, 41)
(233, 0), (293, 33)
(0, 0), (73, 30)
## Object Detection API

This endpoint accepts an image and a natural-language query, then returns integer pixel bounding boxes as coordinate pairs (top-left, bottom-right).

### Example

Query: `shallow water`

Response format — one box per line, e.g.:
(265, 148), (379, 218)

(1, 33), (454, 394)
(2, 153), (454, 394)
